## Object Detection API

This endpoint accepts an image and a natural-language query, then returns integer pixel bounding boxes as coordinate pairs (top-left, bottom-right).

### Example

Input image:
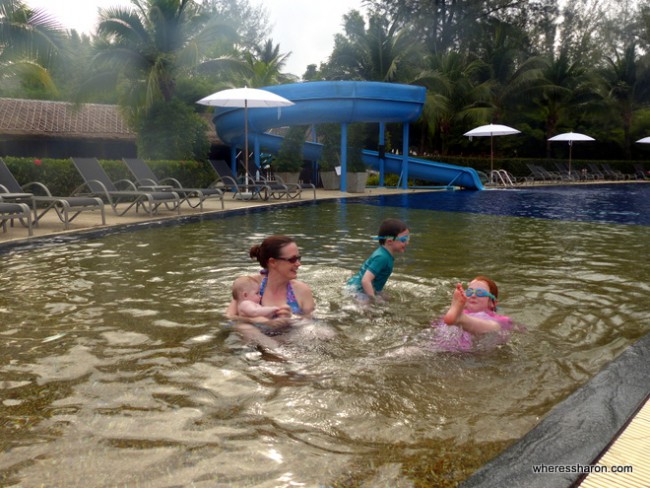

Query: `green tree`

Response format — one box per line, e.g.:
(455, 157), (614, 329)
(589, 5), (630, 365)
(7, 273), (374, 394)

(0, 0), (63, 99)
(473, 18), (545, 124)
(78, 0), (249, 159)
(415, 51), (489, 154)
(323, 10), (422, 82)
(274, 125), (306, 173)
(136, 98), (209, 159)
(86, 0), (237, 110)
(600, 44), (648, 158)
(238, 39), (297, 87)
(528, 49), (594, 156)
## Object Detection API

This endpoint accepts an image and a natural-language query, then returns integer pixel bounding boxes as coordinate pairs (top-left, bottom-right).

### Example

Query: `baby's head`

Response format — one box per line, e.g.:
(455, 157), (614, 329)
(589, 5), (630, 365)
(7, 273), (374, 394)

(232, 276), (261, 303)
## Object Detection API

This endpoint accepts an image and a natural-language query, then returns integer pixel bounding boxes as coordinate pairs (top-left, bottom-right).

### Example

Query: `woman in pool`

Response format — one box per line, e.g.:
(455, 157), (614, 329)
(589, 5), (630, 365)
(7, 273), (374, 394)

(225, 235), (315, 348)
(432, 275), (513, 351)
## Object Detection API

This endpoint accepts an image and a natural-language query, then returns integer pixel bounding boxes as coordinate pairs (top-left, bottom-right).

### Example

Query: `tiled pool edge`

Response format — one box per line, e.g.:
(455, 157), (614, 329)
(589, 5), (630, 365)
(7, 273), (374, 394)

(0, 199), (319, 255)
(460, 332), (650, 488)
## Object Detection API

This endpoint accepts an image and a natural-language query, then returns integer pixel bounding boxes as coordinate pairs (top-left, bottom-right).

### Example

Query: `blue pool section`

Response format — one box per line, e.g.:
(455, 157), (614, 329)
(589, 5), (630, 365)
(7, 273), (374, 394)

(358, 183), (650, 226)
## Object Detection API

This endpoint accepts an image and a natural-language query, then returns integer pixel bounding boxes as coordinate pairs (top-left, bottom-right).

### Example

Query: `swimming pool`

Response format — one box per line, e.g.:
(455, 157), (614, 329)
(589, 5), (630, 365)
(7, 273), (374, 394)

(0, 184), (648, 486)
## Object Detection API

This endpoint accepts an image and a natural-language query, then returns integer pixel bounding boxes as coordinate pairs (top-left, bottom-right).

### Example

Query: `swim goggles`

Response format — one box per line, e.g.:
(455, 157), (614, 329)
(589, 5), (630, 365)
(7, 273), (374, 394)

(372, 235), (410, 243)
(465, 288), (496, 300)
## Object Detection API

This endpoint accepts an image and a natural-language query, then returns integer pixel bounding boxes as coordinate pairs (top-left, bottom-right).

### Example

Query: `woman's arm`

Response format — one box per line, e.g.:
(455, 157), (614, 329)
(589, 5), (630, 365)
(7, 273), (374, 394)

(293, 280), (315, 317)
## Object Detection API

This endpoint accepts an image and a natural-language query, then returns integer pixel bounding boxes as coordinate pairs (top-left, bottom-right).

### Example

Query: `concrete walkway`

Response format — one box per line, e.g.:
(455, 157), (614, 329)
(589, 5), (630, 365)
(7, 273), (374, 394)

(0, 187), (427, 246)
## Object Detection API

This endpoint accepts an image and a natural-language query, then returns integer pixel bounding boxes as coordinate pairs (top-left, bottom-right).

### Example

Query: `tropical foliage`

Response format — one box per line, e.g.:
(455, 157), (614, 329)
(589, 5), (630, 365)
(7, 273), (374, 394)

(2, 0), (650, 162)
(0, 0), (63, 99)
(272, 125), (306, 172)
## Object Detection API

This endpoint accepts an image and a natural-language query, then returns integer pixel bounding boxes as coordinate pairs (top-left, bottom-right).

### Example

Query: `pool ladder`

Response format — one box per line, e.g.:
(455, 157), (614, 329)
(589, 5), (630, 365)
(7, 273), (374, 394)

(490, 170), (516, 187)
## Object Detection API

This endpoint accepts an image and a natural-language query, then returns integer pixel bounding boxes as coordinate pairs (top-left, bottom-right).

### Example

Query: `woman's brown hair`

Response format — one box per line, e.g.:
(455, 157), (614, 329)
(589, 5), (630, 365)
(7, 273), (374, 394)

(249, 235), (295, 269)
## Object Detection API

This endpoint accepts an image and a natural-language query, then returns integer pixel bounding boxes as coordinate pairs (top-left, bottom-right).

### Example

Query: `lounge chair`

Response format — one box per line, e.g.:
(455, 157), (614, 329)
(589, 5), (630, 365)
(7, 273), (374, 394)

(553, 162), (579, 181)
(208, 159), (269, 200)
(276, 168), (317, 200)
(633, 163), (648, 180)
(71, 157), (180, 216)
(526, 163), (554, 182)
(0, 158), (105, 230)
(601, 163), (629, 180)
(123, 158), (224, 210)
(237, 161), (299, 200)
(587, 163), (606, 180)
(0, 201), (32, 236)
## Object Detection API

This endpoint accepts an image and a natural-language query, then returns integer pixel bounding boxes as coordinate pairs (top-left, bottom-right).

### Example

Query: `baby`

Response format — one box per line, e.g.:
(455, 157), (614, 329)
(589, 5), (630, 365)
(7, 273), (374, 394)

(231, 275), (291, 319)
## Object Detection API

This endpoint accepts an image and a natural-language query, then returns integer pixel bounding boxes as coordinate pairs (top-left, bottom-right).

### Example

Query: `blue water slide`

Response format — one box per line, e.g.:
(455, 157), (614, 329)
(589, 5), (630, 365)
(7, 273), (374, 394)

(362, 150), (484, 190)
(212, 81), (483, 190)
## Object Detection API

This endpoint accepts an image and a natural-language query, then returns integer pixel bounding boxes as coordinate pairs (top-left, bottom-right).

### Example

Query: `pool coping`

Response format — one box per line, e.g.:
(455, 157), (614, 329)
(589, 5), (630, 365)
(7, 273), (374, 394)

(0, 199), (308, 254)
(460, 332), (650, 488)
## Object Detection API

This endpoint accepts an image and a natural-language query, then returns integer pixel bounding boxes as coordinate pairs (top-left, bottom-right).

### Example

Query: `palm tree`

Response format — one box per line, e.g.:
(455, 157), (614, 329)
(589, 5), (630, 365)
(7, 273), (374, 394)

(239, 39), (297, 87)
(475, 19), (545, 124)
(415, 51), (489, 154)
(82, 0), (237, 117)
(532, 49), (594, 156)
(324, 11), (423, 82)
(600, 44), (646, 158)
(0, 0), (63, 98)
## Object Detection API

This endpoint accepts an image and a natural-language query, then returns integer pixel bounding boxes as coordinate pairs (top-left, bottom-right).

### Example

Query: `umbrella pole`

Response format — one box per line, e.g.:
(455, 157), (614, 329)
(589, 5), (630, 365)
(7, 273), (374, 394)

(568, 141), (573, 176)
(490, 135), (494, 179)
(244, 100), (249, 194)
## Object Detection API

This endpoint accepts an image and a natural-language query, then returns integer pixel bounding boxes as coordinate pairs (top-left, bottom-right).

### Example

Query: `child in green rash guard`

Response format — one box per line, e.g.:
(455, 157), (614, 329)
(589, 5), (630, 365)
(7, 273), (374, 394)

(346, 218), (410, 303)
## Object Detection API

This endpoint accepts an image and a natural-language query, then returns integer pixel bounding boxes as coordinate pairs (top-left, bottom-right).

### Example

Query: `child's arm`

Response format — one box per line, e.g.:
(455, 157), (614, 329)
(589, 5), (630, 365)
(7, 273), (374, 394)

(360, 270), (377, 298)
(443, 283), (466, 325)
(456, 313), (502, 334)
(238, 301), (280, 318)
(443, 283), (501, 333)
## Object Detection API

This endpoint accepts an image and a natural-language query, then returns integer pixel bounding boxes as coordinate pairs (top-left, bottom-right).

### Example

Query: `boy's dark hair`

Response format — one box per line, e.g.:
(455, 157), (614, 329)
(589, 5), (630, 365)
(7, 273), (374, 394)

(377, 218), (408, 245)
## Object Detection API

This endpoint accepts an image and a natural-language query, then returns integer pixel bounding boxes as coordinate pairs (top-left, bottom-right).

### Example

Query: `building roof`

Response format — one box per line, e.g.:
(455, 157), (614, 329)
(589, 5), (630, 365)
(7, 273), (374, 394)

(0, 98), (220, 143)
(0, 98), (135, 140)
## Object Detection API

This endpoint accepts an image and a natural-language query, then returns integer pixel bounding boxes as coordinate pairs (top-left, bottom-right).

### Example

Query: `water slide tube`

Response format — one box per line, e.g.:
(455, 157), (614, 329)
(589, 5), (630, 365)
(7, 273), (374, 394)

(212, 81), (483, 190)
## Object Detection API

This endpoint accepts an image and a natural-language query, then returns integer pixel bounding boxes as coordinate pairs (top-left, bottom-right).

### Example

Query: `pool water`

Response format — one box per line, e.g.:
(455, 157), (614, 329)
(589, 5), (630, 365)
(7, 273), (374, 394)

(0, 184), (648, 487)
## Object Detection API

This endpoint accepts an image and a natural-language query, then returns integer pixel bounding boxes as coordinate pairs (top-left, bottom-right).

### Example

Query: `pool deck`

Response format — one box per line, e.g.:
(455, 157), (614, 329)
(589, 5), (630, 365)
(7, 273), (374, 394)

(2, 183), (648, 488)
(0, 186), (427, 246)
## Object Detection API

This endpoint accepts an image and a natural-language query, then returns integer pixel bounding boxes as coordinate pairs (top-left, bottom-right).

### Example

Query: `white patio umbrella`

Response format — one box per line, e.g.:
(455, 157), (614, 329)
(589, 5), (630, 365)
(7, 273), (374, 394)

(548, 132), (595, 176)
(464, 124), (521, 175)
(635, 136), (650, 144)
(197, 87), (294, 193)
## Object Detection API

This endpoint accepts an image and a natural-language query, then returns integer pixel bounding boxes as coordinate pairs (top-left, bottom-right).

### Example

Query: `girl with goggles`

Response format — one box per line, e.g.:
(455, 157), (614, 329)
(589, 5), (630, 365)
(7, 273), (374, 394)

(431, 275), (514, 352)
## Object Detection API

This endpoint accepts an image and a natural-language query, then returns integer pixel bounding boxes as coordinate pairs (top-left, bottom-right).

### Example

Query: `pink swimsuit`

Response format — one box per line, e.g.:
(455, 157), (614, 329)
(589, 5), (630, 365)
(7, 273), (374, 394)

(431, 310), (513, 352)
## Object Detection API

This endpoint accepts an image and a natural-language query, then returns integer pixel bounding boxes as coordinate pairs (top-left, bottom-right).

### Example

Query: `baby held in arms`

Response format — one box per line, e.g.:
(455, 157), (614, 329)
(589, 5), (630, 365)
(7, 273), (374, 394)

(232, 275), (291, 320)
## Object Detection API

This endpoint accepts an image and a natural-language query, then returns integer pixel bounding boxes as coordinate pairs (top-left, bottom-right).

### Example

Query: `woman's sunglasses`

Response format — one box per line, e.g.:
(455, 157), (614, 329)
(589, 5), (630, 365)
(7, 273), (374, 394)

(465, 288), (496, 300)
(275, 255), (302, 264)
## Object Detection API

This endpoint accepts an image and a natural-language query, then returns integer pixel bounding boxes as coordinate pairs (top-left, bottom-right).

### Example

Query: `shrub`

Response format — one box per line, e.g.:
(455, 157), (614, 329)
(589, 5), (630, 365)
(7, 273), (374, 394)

(274, 126), (306, 172)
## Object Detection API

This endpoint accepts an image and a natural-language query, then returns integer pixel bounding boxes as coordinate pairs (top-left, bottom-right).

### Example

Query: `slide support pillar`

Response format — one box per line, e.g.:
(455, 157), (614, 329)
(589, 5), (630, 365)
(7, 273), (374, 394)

(341, 123), (348, 192)
(254, 135), (260, 170)
(378, 122), (386, 187)
(401, 124), (410, 189)
(230, 146), (237, 175)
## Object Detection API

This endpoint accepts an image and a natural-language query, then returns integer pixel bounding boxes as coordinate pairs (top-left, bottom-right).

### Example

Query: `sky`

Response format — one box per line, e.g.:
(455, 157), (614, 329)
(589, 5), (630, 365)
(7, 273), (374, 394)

(23, 0), (364, 77)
